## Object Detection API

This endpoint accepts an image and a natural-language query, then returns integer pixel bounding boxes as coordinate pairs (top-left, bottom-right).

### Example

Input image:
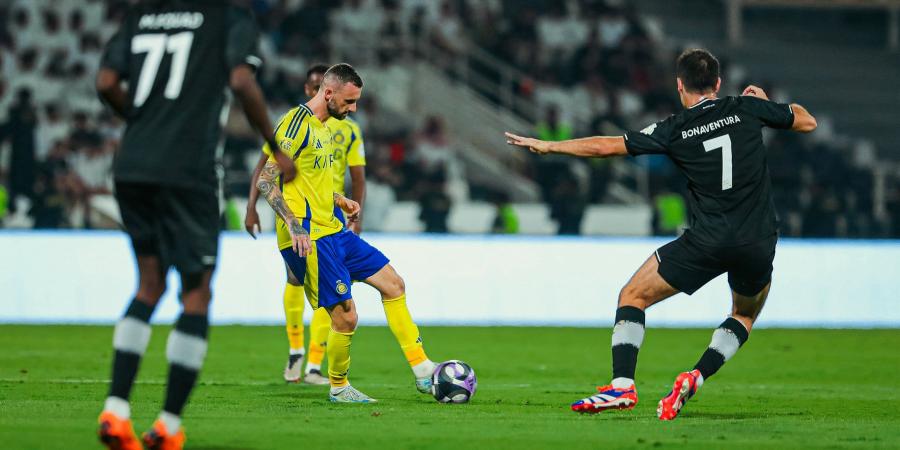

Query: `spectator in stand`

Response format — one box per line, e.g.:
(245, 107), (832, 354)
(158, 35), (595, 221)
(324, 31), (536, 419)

(430, 0), (466, 56)
(36, 103), (70, 162)
(412, 115), (468, 203)
(1, 89), (38, 214)
(418, 168), (451, 233)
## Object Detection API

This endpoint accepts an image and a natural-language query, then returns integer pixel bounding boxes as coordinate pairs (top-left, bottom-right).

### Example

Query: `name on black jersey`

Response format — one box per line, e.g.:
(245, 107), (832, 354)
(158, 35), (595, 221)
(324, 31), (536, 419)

(681, 115), (741, 140)
(139, 12), (204, 30)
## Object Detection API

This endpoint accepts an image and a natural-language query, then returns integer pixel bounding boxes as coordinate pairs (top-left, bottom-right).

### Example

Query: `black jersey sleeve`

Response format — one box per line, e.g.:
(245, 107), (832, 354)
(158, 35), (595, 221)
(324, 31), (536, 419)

(623, 116), (677, 156)
(100, 21), (131, 77)
(740, 96), (795, 129)
(225, 7), (262, 72)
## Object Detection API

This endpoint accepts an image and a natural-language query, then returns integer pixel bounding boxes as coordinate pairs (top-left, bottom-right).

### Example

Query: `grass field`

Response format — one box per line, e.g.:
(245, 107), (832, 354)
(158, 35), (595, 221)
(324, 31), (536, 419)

(1, 325), (899, 449)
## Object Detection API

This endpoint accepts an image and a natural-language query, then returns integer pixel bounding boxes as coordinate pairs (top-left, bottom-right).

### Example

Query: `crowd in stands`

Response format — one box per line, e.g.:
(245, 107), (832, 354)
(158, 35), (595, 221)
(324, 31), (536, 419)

(0, 0), (897, 237)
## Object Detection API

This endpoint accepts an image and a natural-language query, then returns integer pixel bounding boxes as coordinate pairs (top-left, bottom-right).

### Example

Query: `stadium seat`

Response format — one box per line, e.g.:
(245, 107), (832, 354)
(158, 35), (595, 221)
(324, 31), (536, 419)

(580, 205), (653, 236)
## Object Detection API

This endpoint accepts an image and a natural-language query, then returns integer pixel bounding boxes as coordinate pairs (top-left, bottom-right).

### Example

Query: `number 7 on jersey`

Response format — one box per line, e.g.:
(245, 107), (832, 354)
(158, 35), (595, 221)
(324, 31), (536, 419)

(703, 134), (733, 190)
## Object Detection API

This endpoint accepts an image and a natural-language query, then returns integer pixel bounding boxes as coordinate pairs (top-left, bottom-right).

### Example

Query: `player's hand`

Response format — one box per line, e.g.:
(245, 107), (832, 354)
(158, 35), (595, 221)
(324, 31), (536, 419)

(244, 207), (260, 239)
(505, 132), (552, 155)
(336, 195), (361, 222)
(742, 85), (770, 101)
(274, 151), (297, 182)
(288, 218), (311, 256)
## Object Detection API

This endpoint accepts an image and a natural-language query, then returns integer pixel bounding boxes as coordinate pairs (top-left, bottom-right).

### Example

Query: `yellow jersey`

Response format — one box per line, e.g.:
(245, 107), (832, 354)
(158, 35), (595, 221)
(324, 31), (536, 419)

(325, 116), (366, 196)
(264, 104), (343, 241)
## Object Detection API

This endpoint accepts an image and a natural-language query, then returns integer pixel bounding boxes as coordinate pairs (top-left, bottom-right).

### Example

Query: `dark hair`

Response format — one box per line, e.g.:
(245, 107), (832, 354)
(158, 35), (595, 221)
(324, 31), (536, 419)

(306, 63), (329, 79)
(324, 63), (363, 88)
(676, 49), (719, 94)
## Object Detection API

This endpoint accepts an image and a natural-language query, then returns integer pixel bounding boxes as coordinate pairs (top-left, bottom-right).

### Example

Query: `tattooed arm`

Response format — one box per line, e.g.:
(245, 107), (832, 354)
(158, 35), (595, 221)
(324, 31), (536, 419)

(257, 160), (311, 256)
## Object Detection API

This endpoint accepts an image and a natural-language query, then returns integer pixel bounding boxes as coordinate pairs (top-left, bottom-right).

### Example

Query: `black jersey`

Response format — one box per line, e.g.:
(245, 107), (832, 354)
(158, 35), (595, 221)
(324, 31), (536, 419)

(624, 96), (795, 246)
(100, 0), (261, 189)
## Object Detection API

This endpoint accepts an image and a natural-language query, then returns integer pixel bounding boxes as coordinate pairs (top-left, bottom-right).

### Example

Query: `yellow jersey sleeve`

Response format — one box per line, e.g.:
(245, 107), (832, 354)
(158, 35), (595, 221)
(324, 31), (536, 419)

(345, 119), (366, 167)
(264, 108), (306, 159)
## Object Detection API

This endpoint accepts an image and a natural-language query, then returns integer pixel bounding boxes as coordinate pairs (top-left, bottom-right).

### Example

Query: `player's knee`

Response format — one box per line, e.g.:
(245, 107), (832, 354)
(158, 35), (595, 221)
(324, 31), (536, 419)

(137, 278), (166, 302)
(381, 272), (405, 299)
(330, 308), (358, 332)
(617, 285), (648, 309)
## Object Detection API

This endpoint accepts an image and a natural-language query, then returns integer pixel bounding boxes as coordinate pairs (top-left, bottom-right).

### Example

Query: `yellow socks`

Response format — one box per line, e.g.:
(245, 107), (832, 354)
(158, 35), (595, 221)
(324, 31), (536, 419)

(283, 283), (305, 352)
(382, 294), (428, 367)
(306, 307), (331, 371)
(327, 328), (353, 387)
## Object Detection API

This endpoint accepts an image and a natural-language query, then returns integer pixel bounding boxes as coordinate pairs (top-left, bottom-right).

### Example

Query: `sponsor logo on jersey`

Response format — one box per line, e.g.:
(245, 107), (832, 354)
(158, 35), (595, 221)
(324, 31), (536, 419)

(280, 139), (293, 151)
(640, 123), (657, 135)
(336, 280), (349, 295)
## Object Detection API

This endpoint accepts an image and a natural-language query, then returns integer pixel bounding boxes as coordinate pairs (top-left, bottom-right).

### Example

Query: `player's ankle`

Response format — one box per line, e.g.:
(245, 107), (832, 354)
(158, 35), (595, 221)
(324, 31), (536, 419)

(412, 359), (435, 378)
(611, 377), (635, 389)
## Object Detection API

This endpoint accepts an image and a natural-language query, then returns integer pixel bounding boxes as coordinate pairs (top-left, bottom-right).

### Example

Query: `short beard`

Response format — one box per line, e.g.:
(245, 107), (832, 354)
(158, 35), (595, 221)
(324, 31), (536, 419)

(327, 100), (347, 120)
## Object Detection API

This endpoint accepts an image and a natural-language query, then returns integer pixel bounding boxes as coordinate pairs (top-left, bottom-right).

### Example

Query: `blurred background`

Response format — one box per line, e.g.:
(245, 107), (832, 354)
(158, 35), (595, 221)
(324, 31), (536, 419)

(1, 0), (899, 238)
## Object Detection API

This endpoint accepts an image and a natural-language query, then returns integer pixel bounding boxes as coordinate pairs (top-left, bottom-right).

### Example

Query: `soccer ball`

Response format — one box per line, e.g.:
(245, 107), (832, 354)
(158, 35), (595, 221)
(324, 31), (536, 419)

(431, 360), (477, 403)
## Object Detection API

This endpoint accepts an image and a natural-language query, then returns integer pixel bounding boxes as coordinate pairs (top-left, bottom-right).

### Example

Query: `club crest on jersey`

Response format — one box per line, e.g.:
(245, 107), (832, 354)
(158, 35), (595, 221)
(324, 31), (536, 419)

(335, 280), (349, 295)
(640, 123), (657, 135)
(332, 131), (346, 144)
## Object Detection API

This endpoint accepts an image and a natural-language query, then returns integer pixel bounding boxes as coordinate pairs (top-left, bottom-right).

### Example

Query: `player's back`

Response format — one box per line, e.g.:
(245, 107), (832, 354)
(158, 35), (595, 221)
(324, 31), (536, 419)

(626, 95), (794, 246)
(102, 0), (260, 189)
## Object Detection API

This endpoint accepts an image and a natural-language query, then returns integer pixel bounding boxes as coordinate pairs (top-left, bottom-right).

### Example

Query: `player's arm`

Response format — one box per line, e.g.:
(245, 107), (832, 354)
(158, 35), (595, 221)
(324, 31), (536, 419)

(787, 103), (817, 133)
(348, 166), (366, 232)
(225, 6), (295, 182)
(96, 69), (129, 118)
(334, 192), (361, 223)
(230, 66), (296, 182)
(96, 24), (131, 118)
(742, 85), (817, 133)
(244, 152), (269, 238)
(505, 132), (628, 158)
(257, 160), (311, 255)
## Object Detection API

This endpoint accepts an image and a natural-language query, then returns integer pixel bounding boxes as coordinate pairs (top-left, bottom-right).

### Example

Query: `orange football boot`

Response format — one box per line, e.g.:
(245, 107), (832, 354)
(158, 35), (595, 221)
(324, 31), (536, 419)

(97, 411), (141, 450)
(142, 419), (185, 450)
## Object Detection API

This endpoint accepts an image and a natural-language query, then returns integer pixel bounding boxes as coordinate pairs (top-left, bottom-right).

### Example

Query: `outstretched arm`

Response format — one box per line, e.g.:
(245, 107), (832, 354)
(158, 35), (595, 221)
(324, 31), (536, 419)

(505, 132), (628, 158)
(257, 161), (311, 256)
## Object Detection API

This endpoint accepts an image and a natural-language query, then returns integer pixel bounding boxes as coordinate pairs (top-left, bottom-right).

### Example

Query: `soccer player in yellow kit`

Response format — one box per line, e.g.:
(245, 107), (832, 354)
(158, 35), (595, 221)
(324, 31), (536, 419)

(255, 63), (435, 402)
(246, 65), (367, 384)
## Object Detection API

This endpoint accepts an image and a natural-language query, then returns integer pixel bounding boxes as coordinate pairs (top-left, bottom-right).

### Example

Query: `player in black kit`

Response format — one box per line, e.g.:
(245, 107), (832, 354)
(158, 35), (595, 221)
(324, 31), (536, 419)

(95, 1), (294, 448)
(506, 49), (817, 420)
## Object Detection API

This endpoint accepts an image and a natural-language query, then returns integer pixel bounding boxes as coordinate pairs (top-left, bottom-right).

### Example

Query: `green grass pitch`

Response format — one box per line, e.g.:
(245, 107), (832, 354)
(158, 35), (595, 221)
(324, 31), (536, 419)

(1, 325), (898, 449)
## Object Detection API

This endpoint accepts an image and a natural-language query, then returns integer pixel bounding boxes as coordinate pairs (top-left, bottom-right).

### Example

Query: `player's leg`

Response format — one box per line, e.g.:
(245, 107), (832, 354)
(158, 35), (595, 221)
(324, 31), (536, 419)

(100, 183), (166, 450)
(658, 235), (776, 420)
(282, 262), (306, 382)
(571, 254), (679, 413)
(305, 235), (375, 402)
(304, 306), (332, 384)
(363, 264), (437, 392)
(276, 216), (307, 382)
(142, 186), (219, 449)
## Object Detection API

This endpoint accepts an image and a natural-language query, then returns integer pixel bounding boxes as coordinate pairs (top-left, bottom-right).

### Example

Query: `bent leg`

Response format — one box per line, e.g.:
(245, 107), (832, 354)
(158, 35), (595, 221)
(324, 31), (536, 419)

(365, 265), (434, 380)
(610, 254), (680, 386)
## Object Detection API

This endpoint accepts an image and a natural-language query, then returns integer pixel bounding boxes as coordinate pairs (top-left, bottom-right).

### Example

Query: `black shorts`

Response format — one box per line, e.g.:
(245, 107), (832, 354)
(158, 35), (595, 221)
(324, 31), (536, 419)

(115, 181), (220, 274)
(656, 232), (777, 296)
